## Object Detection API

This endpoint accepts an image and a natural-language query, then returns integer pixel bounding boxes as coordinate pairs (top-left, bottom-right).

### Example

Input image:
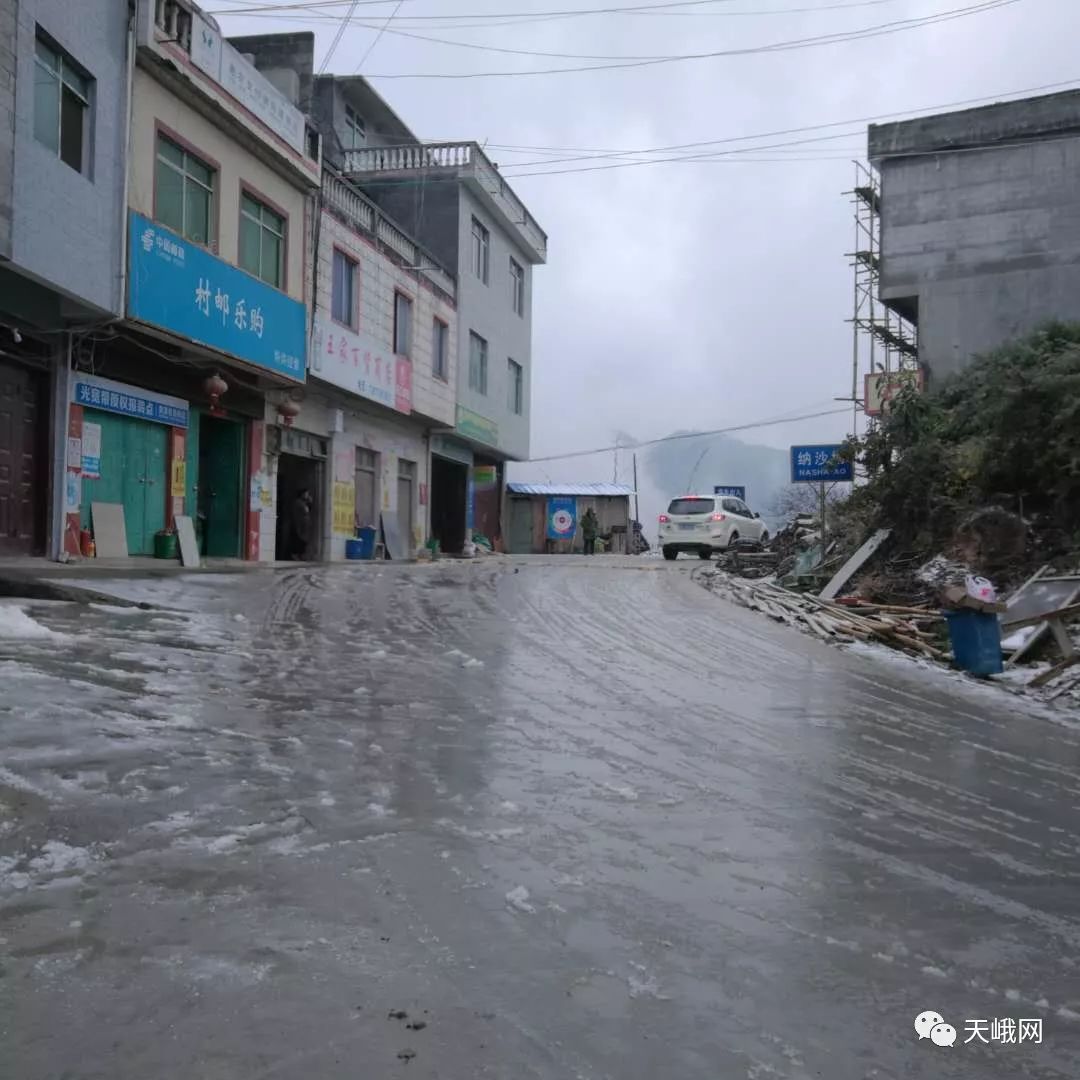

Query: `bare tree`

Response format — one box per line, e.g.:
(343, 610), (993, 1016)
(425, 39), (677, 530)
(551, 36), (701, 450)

(769, 483), (850, 524)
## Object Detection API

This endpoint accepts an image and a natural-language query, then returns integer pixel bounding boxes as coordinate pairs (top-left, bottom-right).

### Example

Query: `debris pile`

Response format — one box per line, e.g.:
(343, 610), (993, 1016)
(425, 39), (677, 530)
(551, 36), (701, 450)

(699, 573), (947, 658)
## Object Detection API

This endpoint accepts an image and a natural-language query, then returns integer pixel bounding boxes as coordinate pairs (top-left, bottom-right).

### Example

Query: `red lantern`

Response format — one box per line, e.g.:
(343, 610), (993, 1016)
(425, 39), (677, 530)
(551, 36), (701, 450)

(277, 399), (301, 427)
(204, 373), (228, 412)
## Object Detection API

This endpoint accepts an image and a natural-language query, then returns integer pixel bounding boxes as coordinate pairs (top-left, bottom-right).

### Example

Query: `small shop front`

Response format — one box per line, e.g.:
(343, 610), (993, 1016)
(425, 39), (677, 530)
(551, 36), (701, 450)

(430, 434), (471, 556)
(72, 373), (188, 557)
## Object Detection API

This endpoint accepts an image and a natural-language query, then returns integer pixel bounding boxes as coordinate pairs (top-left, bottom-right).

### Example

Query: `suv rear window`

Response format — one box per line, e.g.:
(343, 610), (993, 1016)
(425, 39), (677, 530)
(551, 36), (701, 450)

(667, 498), (715, 516)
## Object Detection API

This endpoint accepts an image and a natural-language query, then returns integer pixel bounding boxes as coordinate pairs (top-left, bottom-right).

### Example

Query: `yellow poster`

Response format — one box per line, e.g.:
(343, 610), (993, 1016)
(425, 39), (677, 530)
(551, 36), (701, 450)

(333, 480), (355, 535)
(170, 459), (186, 497)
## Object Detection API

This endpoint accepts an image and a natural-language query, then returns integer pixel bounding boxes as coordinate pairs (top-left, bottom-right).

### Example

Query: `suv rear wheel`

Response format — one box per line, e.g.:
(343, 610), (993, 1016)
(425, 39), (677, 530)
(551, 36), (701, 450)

(727, 531), (740, 549)
(662, 546), (677, 561)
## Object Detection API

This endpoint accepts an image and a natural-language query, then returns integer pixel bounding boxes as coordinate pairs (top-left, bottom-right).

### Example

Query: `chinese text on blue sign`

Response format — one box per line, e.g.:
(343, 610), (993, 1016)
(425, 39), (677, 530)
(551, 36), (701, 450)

(127, 212), (306, 381)
(714, 485), (746, 500)
(790, 444), (853, 483)
(73, 375), (189, 429)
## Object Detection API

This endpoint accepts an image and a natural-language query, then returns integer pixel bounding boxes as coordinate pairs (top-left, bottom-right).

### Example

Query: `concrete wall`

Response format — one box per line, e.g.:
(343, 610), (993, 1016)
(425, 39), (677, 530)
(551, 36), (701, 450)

(11, 0), (128, 315)
(259, 393), (429, 562)
(876, 135), (1080, 379)
(226, 32), (315, 113)
(129, 67), (308, 306)
(0, 0), (16, 262)
(315, 208), (457, 427)
(455, 187), (533, 461)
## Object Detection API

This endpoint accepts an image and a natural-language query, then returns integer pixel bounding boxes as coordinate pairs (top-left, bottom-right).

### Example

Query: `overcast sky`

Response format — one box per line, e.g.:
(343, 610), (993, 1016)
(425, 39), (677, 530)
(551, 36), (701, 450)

(214, 0), (1072, 501)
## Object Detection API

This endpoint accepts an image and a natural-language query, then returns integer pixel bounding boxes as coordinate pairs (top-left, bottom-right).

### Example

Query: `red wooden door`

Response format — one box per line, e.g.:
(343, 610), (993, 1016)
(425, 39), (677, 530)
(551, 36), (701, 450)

(0, 363), (43, 555)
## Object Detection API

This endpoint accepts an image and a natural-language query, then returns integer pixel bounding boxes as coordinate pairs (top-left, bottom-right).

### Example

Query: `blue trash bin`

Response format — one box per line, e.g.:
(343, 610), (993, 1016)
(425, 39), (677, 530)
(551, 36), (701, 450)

(944, 610), (1003, 676)
(346, 526), (377, 561)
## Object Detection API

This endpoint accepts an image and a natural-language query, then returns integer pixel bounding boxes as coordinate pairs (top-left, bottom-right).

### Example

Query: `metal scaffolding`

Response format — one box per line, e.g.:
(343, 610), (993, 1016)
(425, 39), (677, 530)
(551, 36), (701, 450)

(844, 161), (919, 428)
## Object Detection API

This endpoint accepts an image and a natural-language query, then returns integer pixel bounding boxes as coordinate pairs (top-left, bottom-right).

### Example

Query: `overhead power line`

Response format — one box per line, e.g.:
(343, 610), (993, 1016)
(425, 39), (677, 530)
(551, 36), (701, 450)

(210, 0), (899, 21)
(212, 0), (911, 29)
(524, 407), (852, 464)
(353, 0), (405, 73)
(355, 0), (1018, 78)
(317, 0), (362, 73)
(487, 74), (1080, 175)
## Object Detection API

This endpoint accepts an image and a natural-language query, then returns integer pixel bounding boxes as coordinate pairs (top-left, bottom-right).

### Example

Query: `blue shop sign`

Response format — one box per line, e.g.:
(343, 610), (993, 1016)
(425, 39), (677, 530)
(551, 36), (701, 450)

(790, 444), (853, 483)
(73, 373), (189, 429)
(127, 211), (306, 381)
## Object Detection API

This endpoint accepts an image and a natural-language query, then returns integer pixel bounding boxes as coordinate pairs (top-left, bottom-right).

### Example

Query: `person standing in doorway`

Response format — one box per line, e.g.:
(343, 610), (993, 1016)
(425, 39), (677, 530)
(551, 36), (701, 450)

(581, 507), (599, 555)
(289, 488), (313, 561)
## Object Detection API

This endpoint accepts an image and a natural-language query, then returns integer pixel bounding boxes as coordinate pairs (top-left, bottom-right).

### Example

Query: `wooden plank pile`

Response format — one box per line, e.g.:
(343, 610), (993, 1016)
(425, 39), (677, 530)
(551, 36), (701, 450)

(720, 577), (947, 659)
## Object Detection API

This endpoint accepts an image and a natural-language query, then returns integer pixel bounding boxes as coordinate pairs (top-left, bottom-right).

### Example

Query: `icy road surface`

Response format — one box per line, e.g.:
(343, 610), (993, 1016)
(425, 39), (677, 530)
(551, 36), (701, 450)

(1, 557), (1079, 1079)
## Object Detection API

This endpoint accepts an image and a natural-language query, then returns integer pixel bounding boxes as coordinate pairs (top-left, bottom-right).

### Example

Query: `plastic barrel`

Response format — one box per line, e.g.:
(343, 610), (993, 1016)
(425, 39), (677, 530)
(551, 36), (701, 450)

(944, 610), (1003, 676)
(348, 526), (377, 560)
(153, 532), (179, 560)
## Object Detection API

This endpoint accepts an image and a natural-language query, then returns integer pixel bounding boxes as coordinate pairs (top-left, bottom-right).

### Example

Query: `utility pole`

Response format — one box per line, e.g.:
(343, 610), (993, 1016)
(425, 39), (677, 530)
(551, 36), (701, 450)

(632, 453), (640, 523)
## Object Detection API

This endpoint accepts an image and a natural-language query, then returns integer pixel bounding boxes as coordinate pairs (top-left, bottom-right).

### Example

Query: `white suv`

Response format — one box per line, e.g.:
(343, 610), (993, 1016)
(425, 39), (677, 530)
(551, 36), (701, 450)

(658, 494), (768, 560)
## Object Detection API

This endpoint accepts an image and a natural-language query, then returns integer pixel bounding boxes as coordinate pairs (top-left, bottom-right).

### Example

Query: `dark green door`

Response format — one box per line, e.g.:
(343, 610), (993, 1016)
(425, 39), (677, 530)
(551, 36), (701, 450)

(80, 411), (167, 555)
(199, 416), (245, 558)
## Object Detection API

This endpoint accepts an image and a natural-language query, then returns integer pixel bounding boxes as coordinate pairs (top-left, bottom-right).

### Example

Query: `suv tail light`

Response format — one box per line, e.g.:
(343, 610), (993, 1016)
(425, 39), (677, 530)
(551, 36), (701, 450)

(711, 512), (726, 522)
(658, 514), (670, 523)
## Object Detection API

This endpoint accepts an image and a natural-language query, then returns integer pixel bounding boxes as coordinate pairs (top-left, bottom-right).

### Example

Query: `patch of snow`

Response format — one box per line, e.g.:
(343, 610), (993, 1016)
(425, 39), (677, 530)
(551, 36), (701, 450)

(1004, 988), (1021, 1002)
(916, 554), (970, 587)
(1057, 1006), (1080, 1021)
(498, 801), (520, 814)
(461, 657), (484, 669)
(600, 782), (638, 802)
(627, 962), (670, 1001)
(0, 767), (51, 799)
(505, 885), (535, 913)
(368, 743), (384, 755)
(921, 965), (948, 979)
(0, 604), (63, 640)
(366, 802), (393, 818)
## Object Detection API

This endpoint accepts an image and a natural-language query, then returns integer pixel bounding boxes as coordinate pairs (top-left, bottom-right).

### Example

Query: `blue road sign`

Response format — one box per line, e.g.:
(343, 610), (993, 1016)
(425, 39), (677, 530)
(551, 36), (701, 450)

(790, 444), (853, 483)
(714, 485), (746, 501)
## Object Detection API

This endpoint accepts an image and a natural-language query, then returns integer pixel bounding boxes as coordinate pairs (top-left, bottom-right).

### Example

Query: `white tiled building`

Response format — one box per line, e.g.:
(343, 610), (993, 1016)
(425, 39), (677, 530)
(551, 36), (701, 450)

(256, 167), (459, 561)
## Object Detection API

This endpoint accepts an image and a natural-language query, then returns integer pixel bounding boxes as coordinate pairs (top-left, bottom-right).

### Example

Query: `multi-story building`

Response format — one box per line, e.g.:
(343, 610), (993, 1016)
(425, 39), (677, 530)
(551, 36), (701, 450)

(60, 0), (321, 561)
(869, 89), (1080, 381)
(231, 34), (547, 547)
(226, 33), (461, 558)
(0, 0), (130, 557)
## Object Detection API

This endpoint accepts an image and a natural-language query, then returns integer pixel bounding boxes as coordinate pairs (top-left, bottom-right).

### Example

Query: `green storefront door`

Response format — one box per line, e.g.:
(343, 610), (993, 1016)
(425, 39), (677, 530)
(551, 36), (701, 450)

(197, 414), (245, 558)
(80, 411), (168, 555)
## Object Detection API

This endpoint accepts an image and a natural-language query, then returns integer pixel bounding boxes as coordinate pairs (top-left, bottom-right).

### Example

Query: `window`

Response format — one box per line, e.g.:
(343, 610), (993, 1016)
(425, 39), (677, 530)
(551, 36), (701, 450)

(471, 217), (489, 284)
(508, 359), (524, 415)
(510, 258), (525, 317)
(344, 104), (366, 149)
(332, 249), (357, 328)
(667, 497), (714, 517)
(355, 448), (378, 528)
(239, 191), (285, 288)
(433, 319), (449, 380)
(34, 34), (90, 173)
(468, 331), (488, 395)
(156, 134), (214, 246)
(394, 292), (413, 357)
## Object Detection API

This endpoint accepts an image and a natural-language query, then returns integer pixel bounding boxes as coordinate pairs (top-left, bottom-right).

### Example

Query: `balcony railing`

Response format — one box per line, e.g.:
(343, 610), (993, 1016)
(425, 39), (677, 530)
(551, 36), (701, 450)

(322, 168), (456, 301)
(343, 141), (547, 264)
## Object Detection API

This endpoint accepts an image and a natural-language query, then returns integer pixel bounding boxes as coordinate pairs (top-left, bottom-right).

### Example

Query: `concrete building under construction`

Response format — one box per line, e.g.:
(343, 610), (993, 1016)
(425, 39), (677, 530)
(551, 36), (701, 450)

(868, 88), (1080, 381)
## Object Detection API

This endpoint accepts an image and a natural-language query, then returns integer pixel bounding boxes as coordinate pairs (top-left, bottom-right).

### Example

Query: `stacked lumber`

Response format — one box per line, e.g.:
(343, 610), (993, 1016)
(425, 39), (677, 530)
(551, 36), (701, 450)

(720, 577), (947, 659)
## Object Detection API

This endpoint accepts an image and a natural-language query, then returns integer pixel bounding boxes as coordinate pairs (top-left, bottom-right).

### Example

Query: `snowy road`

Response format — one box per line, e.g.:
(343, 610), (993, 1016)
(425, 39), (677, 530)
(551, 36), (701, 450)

(2, 557), (1079, 1078)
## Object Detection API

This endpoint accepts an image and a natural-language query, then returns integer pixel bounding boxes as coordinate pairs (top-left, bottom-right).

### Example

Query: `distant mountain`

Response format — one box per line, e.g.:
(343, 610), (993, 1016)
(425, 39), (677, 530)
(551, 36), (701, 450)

(622, 429), (791, 528)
